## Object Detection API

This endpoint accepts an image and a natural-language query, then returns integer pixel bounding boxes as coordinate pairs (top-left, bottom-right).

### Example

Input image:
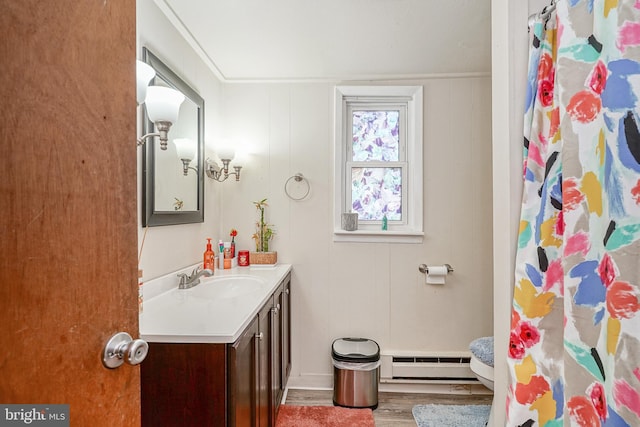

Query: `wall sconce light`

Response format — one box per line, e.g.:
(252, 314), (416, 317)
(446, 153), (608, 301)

(136, 60), (185, 150)
(173, 138), (197, 176)
(206, 148), (242, 182)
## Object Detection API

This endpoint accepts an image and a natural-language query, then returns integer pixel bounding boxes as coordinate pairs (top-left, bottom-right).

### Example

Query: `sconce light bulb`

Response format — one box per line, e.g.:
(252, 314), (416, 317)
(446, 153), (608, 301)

(136, 60), (156, 105)
(173, 138), (196, 161)
(145, 86), (185, 125)
(217, 147), (235, 162)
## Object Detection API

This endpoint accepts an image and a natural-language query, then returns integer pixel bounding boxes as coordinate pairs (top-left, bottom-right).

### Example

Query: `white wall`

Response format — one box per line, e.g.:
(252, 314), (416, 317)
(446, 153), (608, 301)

(137, 0), (224, 281)
(219, 79), (494, 387)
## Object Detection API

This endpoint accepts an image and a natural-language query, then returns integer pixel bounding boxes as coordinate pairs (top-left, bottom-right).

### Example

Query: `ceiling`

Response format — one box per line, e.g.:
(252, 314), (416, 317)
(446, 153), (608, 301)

(158, 0), (491, 82)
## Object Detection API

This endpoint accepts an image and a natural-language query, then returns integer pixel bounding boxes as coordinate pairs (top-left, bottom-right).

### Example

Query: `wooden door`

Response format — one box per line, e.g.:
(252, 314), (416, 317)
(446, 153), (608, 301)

(0, 2), (139, 426)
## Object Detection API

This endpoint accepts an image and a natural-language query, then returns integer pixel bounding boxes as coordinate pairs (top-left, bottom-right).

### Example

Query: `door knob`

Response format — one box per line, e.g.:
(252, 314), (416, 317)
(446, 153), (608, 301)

(102, 332), (149, 369)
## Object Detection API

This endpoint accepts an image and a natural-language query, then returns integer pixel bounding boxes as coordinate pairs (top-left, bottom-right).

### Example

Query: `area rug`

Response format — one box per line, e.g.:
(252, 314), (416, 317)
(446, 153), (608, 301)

(412, 404), (491, 427)
(276, 405), (375, 427)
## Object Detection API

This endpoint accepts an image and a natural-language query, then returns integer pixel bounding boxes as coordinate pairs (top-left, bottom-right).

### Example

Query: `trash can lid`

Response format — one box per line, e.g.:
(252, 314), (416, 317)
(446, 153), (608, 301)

(332, 338), (380, 363)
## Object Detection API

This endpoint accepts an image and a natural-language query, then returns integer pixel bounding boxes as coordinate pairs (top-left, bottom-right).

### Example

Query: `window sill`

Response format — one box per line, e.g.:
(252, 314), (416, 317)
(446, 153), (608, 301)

(333, 229), (424, 243)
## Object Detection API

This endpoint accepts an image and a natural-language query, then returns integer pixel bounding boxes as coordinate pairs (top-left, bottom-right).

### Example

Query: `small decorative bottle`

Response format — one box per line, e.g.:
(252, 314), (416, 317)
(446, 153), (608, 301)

(218, 240), (225, 269)
(224, 246), (232, 269)
(382, 214), (388, 231)
(230, 228), (238, 258)
(203, 238), (215, 270)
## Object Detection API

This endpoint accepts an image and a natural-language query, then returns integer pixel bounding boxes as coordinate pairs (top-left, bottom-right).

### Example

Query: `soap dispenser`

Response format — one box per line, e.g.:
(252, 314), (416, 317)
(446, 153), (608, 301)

(203, 238), (215, 270)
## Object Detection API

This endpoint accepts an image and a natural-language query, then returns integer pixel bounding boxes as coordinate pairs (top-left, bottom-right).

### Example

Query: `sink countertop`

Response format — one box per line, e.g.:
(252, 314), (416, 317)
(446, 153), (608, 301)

(140, 264), (292, 344)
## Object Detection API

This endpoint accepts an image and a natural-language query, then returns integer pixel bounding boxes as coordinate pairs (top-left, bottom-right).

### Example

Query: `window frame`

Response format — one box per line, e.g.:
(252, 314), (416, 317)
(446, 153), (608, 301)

(346, 104), (407, 225)
(334, 85), (424, 243)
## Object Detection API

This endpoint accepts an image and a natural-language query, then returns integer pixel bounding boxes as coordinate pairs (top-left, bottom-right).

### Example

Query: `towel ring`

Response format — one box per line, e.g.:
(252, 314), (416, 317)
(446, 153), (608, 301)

(284, 173), (310, 201)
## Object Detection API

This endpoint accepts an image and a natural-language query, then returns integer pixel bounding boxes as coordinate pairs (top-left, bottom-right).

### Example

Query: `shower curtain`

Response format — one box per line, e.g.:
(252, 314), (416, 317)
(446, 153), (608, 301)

(507, 1), (640, 426)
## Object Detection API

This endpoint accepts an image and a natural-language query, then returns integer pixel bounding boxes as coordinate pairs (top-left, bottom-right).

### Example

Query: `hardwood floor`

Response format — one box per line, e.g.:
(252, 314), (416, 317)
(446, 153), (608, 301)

(284, 388), (493, 426)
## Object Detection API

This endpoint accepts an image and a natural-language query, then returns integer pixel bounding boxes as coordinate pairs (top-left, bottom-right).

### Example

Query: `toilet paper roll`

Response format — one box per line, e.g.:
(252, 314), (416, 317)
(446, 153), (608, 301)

(426, 265), (448, 284)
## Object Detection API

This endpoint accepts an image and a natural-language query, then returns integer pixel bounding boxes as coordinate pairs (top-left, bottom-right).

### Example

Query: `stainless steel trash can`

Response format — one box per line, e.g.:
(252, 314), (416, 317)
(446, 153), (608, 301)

(332, 338), (380, 409)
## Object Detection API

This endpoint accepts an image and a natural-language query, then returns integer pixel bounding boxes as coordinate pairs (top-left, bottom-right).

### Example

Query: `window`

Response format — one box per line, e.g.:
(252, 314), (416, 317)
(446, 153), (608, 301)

(334, 86), (423, 243)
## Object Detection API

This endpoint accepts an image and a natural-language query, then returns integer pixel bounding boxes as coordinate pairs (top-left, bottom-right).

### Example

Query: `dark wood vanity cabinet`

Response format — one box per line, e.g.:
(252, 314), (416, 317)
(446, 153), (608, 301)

(141, 273), (291, 427)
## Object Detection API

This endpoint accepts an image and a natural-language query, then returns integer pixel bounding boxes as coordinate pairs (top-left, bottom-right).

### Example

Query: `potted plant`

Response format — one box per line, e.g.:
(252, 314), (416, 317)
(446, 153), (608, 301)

(250, 198), (277, 265)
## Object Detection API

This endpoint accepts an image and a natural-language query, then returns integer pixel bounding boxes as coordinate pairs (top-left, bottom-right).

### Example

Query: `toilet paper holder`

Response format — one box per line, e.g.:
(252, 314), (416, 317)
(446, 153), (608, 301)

(418, 263), (454, 274)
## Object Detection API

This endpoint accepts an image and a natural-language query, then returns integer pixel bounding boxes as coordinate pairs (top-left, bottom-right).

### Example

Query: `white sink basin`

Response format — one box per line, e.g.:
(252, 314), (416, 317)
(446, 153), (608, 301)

(185, 275), (267, 299)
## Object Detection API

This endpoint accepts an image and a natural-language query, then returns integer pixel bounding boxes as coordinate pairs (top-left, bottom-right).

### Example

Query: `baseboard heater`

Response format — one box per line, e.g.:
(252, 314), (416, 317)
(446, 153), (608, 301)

(380, 353), (479, 383)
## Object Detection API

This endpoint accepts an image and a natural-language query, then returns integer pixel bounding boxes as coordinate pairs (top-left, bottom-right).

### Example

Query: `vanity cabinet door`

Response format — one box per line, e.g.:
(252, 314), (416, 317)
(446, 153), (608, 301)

(258, 298), (273, 427)
(281, 275), (292, 387)
(271, 284), (283, 420)
(271, 287), (282, 425)
(271, 274), (291, 424)
(141, 343), (227, 427)
(228, 316), (259, 427)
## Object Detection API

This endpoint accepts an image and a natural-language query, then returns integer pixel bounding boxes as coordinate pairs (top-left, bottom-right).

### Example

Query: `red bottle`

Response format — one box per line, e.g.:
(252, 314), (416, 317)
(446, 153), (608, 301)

(203, 238), (215, 270)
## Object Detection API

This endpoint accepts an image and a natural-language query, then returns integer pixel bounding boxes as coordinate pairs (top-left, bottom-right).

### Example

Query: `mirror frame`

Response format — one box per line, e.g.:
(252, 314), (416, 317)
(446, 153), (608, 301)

(141, 47), (205, 226)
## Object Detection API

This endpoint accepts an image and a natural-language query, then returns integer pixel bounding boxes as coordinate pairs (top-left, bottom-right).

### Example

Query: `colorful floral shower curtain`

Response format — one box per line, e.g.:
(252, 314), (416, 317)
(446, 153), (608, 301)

(507, 1), (640, 426)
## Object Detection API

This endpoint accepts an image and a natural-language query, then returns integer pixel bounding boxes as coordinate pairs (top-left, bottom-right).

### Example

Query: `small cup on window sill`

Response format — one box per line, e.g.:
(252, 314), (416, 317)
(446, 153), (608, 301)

(341, 213), (358, 231)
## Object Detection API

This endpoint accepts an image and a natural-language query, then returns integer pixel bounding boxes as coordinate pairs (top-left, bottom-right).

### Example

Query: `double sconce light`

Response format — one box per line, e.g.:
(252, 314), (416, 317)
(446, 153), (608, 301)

(136, 60), (243, 182)
(206, 148), (242, 182)
(136, 60), (184, 150)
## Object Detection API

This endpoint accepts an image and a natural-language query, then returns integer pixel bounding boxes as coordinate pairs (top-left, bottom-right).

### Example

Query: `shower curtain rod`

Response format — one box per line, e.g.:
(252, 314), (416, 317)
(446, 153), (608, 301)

(528, 0), (557, 26)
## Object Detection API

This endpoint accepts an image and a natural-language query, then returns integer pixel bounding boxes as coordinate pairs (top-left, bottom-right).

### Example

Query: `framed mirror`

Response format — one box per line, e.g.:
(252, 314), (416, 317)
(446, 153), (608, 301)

(141, 47), (205, 226)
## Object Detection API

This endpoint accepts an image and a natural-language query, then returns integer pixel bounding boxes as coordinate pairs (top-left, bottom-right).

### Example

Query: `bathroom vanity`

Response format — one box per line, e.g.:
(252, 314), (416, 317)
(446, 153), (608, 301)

(139, 265), (292, 427)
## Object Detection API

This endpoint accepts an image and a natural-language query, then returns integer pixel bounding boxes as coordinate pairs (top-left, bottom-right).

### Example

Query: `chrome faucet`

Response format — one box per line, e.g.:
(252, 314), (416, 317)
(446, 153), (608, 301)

(177, 267), (214, 289)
